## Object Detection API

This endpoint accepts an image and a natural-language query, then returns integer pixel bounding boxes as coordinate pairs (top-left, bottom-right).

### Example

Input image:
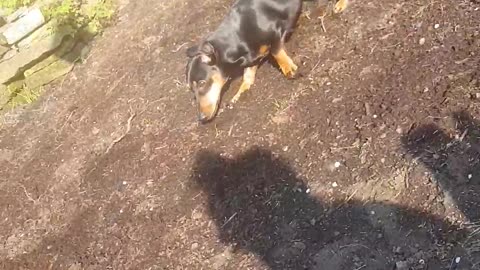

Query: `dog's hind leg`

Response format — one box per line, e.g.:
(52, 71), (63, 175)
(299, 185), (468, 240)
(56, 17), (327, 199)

(231, 65), (258, 103)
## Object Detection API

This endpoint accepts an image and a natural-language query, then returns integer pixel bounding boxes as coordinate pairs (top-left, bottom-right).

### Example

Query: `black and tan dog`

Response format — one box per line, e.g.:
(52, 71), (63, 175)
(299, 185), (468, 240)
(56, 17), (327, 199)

(185, 0), (348, 123)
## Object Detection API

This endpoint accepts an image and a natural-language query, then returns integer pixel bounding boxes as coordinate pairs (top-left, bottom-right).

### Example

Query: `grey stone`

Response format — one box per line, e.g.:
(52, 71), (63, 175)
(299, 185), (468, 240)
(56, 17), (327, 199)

(24, 36), (75, 76)
(0, 44), (8, 57)
(24, 42), (86, 89)
(5, 7), (29, 23)
(17, 19), (67, 49)
(0, 30), (71, 84)
(0, 84), (10, 108)
(1, 48), (18, 62)
(0, 8), (45, 45)
(395, 261), (408, 270)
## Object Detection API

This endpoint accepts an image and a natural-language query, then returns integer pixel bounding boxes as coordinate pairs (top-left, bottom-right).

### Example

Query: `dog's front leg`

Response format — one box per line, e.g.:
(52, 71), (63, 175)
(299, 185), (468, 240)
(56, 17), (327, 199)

(231, 66), (258, 103)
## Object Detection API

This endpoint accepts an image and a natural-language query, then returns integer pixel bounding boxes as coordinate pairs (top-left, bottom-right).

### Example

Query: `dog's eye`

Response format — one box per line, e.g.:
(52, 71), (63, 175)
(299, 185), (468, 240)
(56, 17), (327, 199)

(198, 80), (206, 86)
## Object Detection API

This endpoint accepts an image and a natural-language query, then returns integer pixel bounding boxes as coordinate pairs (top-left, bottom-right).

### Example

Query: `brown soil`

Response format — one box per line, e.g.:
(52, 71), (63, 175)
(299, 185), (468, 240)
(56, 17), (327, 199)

(1, 0), (479, 269)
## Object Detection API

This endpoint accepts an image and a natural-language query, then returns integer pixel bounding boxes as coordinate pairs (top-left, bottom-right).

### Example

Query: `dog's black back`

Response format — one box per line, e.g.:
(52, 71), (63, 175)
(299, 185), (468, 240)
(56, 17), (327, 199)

(206, 0), (302, 70)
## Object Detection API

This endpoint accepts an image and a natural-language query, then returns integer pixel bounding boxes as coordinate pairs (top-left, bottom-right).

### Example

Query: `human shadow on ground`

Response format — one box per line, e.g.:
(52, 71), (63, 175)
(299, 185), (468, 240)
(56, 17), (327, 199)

(402, 110), (480, 222)
(190, 147), (474, 270)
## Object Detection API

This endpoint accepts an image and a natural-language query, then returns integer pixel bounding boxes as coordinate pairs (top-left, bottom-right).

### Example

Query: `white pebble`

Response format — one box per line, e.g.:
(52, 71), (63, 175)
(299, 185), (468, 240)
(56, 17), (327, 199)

(468, 174), (473, 179)
(419, 37), (425, 45)
(283, 146), (289, 152)
(122, 181), (127, 185)
(306, 188), (311, 194)
(334, 161), (341, 168)
(332, 182), (338, 187)
(373, 114), (378, 119)
(120, 209), (124, 213)
(434, 23), (440, 29)
(455, 257), (461, 264)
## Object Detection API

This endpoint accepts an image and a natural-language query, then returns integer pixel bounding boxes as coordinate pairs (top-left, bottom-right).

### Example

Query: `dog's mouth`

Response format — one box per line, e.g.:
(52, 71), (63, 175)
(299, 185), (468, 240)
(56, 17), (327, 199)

(196, 83), (223, 123)
(195, 73), (227, 123)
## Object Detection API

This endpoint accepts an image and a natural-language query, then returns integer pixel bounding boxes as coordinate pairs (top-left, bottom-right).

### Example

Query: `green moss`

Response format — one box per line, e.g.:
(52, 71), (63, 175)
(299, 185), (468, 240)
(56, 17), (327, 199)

(0, 0), (34, 13)
(41, 0), (115, 36)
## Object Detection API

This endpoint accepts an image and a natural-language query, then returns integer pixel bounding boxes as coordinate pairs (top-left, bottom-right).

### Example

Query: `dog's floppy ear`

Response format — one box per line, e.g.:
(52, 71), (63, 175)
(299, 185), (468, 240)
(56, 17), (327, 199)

(198, 42), (216, 65)
(186, 45), (199, 58)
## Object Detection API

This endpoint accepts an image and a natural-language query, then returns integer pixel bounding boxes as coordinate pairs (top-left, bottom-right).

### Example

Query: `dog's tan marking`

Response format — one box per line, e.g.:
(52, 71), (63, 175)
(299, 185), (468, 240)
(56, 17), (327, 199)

(231, 66), (258, 103)
(334, 0), (348, 13)
(273, 48), (298, 78)
(259, 45), (270, 56)
(198, 72), (227, 119)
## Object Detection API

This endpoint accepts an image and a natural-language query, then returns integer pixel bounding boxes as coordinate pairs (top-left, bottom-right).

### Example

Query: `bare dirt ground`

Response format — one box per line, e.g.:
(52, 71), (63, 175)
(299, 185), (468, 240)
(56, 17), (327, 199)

(0, 0), (479, 269)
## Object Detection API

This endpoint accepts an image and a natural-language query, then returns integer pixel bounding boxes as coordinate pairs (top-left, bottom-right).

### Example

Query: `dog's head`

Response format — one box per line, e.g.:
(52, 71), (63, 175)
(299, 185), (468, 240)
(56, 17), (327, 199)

(185, 42), (227, 123)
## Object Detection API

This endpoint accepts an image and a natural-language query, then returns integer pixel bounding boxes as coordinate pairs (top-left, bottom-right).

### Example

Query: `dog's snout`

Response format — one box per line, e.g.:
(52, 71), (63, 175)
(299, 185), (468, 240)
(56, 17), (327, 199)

(198, 112), (207, 122)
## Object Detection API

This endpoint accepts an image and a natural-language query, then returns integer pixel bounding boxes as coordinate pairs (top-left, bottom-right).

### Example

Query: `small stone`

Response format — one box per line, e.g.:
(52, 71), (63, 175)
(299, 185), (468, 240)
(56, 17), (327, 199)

(373, 114), (378, 119)
(332, 182), (338, 187)
(334, 161), (341, 168)
(377, 233), (383, 239)
(380, 158), (386, 163)
(434, 23), (440, 29)
(419, 37), (426, 45)
(396, 127), (403, 134)
(122, 181), (127, 185)
(334, 231), (341, 236)
(476, 93), (480, 99)
(192, 211), (203, 220)
(272, 114), (290, 124)
(283, 146), (289, 152)
(468, 174), (473, 179)
(191, 242), (199, 250)
(292, 241), (306, 250)
(332, 97), (342, 103)
(395, 261), (408, 270)
(306, 188), (311, 194)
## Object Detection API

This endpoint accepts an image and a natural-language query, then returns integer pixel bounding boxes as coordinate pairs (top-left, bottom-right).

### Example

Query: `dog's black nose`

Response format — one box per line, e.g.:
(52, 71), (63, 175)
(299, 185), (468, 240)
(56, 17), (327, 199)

(198, 112), (207, 122)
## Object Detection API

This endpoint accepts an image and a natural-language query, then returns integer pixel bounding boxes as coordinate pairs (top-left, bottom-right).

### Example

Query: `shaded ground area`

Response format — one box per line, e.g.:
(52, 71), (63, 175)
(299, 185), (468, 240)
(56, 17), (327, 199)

(0, 0), (479, 269)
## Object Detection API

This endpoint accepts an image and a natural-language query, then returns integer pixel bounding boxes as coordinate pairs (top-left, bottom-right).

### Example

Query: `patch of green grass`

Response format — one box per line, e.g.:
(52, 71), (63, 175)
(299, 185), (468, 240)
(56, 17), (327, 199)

(0, 0), (34, 13)
(273, 99), (289, 111)
(42, 0), (116, 37)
